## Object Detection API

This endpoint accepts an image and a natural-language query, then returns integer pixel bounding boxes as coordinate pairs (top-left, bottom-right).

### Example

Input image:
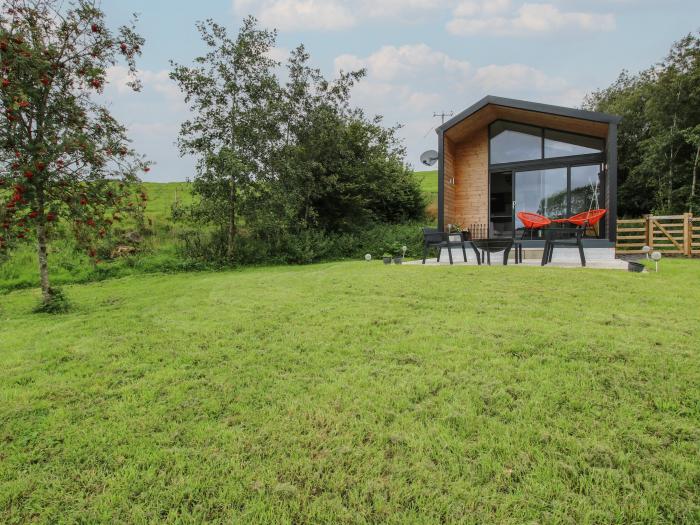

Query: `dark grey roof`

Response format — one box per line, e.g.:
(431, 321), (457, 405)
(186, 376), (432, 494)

(436, 95), (622, 134)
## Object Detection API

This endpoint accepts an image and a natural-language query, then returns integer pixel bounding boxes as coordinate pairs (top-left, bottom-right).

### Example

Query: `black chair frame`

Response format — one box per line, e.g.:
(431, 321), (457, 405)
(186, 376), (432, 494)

(422, 228), (467, 265)
(541, 226), (586, 267)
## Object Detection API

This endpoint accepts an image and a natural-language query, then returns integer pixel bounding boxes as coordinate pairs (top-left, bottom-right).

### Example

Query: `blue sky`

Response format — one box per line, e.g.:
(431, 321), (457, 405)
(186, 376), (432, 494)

(101, 0), (700, 182)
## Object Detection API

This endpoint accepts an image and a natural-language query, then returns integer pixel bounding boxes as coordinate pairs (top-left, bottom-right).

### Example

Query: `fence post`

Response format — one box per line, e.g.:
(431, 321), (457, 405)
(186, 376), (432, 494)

(645, 214), (653, 250)
(683, 212), (692, 256)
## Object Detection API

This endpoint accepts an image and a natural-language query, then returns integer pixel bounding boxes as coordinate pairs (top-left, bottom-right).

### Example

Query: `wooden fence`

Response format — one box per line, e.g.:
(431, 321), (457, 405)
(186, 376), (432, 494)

(616, 213), (700, 256)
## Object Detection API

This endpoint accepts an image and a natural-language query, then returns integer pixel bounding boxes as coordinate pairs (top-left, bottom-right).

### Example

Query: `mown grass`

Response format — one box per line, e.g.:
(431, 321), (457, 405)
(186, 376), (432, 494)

(1, 260), (699, 523)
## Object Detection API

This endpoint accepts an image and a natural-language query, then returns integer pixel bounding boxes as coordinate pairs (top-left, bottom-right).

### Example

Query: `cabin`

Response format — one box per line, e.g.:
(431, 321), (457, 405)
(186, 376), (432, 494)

(435, 96), (621, 251)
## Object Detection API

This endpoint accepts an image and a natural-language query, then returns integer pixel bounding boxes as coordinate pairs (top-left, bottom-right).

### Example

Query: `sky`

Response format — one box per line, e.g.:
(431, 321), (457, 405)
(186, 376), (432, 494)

(100, 0), (700, 182)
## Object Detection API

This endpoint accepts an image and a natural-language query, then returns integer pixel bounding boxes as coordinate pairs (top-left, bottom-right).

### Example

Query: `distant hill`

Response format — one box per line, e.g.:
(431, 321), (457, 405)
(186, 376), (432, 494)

(141, 171), (439, 223)
(141, 182), (192, 224)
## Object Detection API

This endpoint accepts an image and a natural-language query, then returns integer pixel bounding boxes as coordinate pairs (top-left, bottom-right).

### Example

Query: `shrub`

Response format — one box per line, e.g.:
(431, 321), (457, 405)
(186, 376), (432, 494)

(33, 287), (71, 314)
(177, 222), (425, 265)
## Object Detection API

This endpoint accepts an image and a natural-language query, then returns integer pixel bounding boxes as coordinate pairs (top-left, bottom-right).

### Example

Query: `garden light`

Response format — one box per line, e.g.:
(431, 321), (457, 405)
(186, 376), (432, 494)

(651, 251), (662, 272)
(364, 253), (371, 261)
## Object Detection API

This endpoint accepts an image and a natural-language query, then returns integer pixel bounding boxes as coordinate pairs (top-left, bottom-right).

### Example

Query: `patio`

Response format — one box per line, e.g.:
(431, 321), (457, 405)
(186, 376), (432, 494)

(406, 255), (630, 270)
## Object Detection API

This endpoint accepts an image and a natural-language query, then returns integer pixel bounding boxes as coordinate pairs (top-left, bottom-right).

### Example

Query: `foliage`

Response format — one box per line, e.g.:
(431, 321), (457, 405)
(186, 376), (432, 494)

(2, 260), (699, 522)
(171, 23), (425, 265)
(0, 0), (148, 307)
(259, 45), (425, 235)
(169, 17), (278, 261)
(31, 284), (68, 313)
(584, 32), (700, 216)
(178, 221), (424, 265)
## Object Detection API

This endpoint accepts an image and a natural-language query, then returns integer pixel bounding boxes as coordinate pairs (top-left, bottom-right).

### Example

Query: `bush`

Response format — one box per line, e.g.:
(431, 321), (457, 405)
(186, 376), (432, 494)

(177, 222), (426, 265)
(33, 287), (71, 314)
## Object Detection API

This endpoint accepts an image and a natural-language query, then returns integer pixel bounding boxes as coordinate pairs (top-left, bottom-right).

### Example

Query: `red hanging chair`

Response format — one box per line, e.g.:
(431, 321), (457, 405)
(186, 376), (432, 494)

(516, 212), (551, 239)
(568, 209), (607, 227)
(568, 209), (607, 236)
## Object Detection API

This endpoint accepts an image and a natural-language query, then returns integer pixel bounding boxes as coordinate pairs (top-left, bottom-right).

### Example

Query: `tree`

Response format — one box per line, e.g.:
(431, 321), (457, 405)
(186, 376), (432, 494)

(170, 17), (279, 261)
(585, 32), (700, 216)
(260, 45), (424, 234)
(0, 0), (148, 309)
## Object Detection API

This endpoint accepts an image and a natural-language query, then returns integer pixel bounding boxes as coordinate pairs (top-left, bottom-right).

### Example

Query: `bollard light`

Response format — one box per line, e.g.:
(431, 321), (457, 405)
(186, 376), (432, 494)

(651, 251), (662, 272)
(365, 253), (371, 262)
(642, 245), (651, 259)
(402, 245), (407, 258)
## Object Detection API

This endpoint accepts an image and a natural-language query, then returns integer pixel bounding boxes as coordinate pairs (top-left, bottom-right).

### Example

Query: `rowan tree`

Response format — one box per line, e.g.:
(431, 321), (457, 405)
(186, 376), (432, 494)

(0, 0), (149, 309)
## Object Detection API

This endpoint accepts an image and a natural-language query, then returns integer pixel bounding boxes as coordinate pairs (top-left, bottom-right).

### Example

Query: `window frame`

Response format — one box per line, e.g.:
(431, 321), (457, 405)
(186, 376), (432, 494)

(544, 128), (605, 159)
(488, 119), (606, 168)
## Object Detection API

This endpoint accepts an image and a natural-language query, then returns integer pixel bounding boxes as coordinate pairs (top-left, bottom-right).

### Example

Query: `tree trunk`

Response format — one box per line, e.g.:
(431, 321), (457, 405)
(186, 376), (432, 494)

(227, 173), (236, 260)
(36, 219), (51, 304)
(690, 142), (700, 214)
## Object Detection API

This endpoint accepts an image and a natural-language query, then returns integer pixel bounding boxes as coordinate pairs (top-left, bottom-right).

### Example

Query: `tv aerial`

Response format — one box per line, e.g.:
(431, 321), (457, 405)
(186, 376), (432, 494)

(433, 111), (454, 124)
(420, 149), (438, 167)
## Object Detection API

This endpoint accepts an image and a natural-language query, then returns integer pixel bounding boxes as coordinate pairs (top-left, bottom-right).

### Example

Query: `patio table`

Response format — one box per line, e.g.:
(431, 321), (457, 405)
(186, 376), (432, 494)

(470, 238), (520, 265)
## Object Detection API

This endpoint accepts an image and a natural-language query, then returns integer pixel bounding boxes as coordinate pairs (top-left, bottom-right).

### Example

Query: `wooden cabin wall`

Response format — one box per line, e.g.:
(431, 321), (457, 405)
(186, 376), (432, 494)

(443, 136), (456, 227)
(449, 128), (489, 230)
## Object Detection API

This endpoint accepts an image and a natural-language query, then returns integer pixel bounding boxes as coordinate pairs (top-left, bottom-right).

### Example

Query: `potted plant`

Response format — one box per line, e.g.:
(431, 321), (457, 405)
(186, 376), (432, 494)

(382, 253), (392, 264)
(447, 223), (463, 243)
(392, 243), (407, 264)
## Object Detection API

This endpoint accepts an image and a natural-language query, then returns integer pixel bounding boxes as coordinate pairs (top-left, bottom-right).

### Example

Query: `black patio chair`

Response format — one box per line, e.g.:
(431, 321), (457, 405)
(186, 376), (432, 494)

(541, 226), (586, 267)
(422, 228), (467, 265)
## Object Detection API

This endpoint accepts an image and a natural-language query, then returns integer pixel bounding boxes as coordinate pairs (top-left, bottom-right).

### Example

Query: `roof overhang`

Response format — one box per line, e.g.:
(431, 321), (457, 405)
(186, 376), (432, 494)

(437, 95), (622, 143)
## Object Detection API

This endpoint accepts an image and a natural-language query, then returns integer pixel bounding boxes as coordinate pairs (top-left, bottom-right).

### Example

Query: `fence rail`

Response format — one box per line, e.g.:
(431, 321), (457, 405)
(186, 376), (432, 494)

(616, 213), (697, 256)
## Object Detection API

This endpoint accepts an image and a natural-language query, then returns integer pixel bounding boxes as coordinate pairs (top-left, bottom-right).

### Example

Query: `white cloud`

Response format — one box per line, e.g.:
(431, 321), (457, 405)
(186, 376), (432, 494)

(265, 46), (291, 63)
(106, 66), (184, 110)
(447, 1), (616, 36)
(473, 64), (568, 91)
(232, 0), (442, 31)
(268, 0), (354, 31)
(335, 43), (589, 168)
(335, 44), (471, 82)
(234, 0), (616, 35)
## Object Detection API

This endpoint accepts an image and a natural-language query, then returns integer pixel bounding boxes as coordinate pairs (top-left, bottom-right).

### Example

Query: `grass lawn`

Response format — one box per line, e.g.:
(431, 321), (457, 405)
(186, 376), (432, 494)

(1, 260), (699, 523)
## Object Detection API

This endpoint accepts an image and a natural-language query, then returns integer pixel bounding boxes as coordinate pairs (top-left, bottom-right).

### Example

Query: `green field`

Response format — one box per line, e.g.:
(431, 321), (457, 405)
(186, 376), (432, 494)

(414, 170), (437, 200)
(2, 260), (699, 523)
(0, 174), (436, 293)
(141, 181), (193, 224)
(0, 182), (195, 293)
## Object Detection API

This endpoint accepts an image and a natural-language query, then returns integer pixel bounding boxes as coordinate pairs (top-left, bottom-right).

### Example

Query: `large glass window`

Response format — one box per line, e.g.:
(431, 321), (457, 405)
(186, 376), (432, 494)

(490, 121), (542, 164)
(489, 121), (605, 164)
(570, 164), (603, 214)
(545, 130), (604, 158)
(514, 167), (568, 232)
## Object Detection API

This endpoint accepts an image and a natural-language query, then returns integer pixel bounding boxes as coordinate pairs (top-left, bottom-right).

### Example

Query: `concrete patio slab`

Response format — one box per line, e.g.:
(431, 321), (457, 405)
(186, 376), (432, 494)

(405, 257), (631, 270)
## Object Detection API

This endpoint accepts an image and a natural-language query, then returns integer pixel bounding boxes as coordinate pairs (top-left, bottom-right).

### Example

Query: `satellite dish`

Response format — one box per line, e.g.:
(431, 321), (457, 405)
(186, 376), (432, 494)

(420, 149), (438, 167)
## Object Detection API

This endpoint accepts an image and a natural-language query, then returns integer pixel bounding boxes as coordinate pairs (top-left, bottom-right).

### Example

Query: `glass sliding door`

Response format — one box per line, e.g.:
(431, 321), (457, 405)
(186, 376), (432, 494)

(570, 164), (603, 214)
(514, 167), (567, 238)
(489, 171), (513, 238)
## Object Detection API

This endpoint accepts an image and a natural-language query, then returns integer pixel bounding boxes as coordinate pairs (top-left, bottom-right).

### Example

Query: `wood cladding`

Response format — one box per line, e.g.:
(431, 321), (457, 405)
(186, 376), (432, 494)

(443, 128), (488, 229)
(443, 136), (456, 226)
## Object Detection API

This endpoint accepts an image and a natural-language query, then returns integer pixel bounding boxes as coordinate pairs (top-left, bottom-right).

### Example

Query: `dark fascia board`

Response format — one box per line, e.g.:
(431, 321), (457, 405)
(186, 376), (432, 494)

(435, 95), (622, 134)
